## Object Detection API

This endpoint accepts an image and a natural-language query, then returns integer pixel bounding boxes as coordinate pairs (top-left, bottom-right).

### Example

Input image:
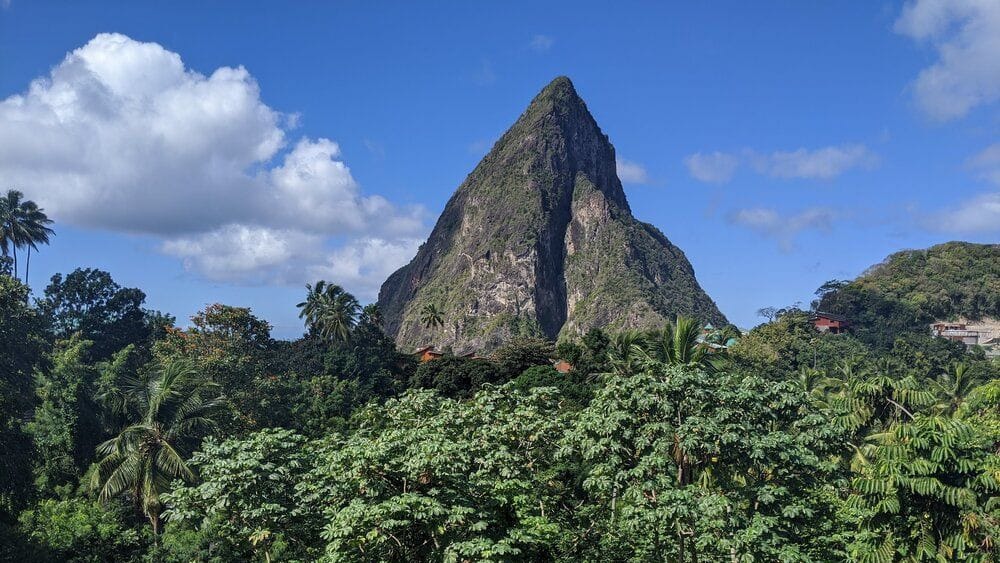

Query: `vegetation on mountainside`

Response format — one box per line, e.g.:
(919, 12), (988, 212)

(816, 242), (1000, 349)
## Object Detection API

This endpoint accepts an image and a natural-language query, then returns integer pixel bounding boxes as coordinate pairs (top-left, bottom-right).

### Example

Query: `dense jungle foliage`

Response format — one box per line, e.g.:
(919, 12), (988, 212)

(0, 263), (998, 562)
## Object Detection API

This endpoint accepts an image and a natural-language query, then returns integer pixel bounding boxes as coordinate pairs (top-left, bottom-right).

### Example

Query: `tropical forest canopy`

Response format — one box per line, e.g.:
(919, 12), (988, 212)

(0, 198), (999, 562)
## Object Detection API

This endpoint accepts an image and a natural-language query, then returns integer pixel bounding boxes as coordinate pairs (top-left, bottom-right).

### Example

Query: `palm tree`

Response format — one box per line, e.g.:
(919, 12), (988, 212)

(419, 303), (445, 330)
(930, 363), (984, 417)
(607, 329), (646, 375)
(296, 281), (360, 342)
(296, 280), (329, 330)
(91, 359), (225, 536)
(17, 200), (55, 286)
(646, 316), (725, 372)
(0, 190), (24, 277)
(0, 189), (55, 283)
(361, 303), (383, 327)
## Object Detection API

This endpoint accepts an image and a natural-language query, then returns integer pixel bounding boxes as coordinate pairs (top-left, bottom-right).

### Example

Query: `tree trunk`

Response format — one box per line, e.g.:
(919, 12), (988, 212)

(11, 242), (17, 281)
(149, 508), (162, 542)
(24, 246), (30, 296)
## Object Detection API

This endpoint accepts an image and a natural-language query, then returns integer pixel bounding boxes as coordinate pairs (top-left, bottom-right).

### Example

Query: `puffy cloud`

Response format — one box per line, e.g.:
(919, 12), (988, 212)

(684, 151), (739, 184)
(895, 0), (1000, 120)
(308, 237), (425, 299)
(162, 225), (323, 284)
(685, 144), (877, 184)
(615, 158), (650, 184)
(0, 33), (425, 295)
(528, 35), (555, 52)
(728, 207), (836, 250)
(927, 191), (1000, 234)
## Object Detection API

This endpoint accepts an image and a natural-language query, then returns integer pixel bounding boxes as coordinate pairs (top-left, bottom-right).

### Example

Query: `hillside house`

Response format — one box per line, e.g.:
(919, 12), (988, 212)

(810, 312), (849, 334)
(414, 346), (444, 363)
(930, 320), (1000, 356)
(553, 359), (572, 373)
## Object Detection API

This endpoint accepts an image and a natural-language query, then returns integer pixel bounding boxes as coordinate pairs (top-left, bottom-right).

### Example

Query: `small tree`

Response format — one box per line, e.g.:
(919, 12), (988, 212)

(419, 303), (445, 330)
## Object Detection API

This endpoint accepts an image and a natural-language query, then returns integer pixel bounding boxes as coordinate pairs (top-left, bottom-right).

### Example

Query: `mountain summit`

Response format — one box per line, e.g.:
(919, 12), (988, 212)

(378, 77), (726, 353)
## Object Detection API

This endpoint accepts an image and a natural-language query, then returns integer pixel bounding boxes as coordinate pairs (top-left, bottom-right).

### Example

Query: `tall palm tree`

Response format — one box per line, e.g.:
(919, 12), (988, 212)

(0, 189), (24, 277)
(296, 280), (330, 330)
(91, 359), (225, 536)
(0, 189), (55, 283)
(361, 303), (383, 327)
(16, 200), (55, 286)
(419, 303), (445, 330)
(296, 281), (360, 343)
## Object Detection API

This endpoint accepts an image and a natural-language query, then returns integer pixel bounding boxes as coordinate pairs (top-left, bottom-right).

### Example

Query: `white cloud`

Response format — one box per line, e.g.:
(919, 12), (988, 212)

(966, 143), (1000, 185)
(928, 191), (1000, 233)
(308, 237), (424, 299)
(0, 33), (425, 295)
(162, 225), (323, 283)
(616, 158), (650, 184)
(685, 144), (877, 184)
(684, 151), (739, 183)
(729, 207), (836, 250)
(528, 35), (555, 52)
(748, 144), (878, 179)
(895, 0), (1000, 120)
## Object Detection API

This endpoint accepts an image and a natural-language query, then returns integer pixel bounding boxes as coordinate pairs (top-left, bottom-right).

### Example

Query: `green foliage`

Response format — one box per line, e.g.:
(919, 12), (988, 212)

(39, 268), (153, 362)
(0, 274), (46, 519)
(163, 428), (318, 561)
(4, 239), (1000, 561)
(156, 303), (276, 433)
(27, 336), (102, 493)
(510, 365), (592, 408)
(562, 364), (846, 561)
(410, 356), (502, 399)
(846, 416), (1000, 561)
(555, 327), (610, 378)
(16, 497), (143, 562)
(305, 387), (572, 562)
(491, 336), (555, 378)
(270, 313), (409, 435)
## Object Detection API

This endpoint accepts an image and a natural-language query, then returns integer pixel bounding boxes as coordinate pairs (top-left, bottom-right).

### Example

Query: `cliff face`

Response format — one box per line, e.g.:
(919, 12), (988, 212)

(378, 77), (726, 353)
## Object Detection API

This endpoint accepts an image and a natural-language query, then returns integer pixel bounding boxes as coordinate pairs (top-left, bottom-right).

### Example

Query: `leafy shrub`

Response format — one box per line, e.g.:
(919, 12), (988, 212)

(17, 498), (144, 562)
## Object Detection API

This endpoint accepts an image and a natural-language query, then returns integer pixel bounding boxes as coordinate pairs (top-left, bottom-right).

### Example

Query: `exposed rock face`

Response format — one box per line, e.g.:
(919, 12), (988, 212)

(378, 76), (726, 353)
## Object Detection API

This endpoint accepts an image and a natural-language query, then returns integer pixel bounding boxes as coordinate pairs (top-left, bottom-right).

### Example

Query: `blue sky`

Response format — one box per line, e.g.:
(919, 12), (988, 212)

(1, 1), (998, 338)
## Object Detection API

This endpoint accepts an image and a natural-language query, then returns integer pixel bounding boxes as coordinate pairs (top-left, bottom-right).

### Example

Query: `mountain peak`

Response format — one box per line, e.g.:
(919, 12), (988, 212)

(534, 75), (579, 104)
(517, 75), (591, 128)
(377, 77), (726, 353)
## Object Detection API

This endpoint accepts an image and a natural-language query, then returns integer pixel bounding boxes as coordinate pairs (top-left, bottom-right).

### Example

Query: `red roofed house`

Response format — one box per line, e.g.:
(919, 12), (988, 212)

(414, 346), (444, 363)
(553, 360), (572, 373)
(810, 312), (849, 335)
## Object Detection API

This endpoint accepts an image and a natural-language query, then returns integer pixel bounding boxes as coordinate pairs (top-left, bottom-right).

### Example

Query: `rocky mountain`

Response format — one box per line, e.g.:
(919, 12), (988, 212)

(377, 76), (727, 353)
